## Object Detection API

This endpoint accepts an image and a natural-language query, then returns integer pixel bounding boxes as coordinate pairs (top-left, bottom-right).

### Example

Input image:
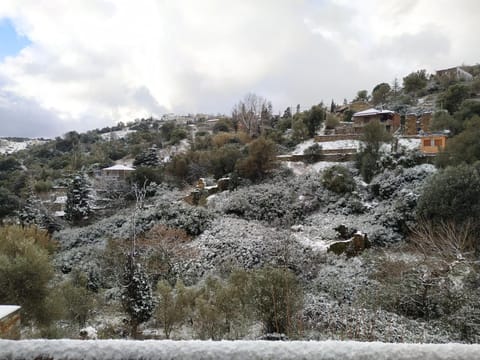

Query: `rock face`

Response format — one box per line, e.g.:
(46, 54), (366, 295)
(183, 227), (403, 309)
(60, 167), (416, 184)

(328, 232), (370, 257)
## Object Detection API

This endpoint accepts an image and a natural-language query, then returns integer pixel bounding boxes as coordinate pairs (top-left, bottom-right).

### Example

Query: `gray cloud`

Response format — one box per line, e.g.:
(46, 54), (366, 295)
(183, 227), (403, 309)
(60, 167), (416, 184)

(0, 0), (479, 137)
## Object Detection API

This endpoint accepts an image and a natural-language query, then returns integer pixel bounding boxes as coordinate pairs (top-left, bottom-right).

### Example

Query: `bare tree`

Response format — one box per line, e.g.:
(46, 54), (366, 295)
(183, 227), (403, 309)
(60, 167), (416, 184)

(409, 218), (476, 264)
(232, 93), (271, 137)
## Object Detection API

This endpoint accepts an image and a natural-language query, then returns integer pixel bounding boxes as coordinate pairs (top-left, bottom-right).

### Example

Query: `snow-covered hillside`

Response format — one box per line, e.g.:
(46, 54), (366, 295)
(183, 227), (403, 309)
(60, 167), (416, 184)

(0, 138), (47, 154)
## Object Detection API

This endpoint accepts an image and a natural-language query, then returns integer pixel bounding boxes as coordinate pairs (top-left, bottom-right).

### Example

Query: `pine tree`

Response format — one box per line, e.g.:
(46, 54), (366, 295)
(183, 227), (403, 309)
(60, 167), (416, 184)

(64, 173), (92, 224)
(122, 259), (154, 338)
(18, 190), (42, 226)
(133, 146), (159, 167)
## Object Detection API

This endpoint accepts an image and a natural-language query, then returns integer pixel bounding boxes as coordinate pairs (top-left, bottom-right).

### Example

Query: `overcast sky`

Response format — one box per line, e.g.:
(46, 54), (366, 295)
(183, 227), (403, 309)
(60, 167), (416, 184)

(0, 0), (479, 138)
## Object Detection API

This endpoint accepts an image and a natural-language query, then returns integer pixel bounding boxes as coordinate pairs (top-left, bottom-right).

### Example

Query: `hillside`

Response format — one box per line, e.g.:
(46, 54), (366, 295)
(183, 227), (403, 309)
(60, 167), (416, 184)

(1, 65), (480, 342)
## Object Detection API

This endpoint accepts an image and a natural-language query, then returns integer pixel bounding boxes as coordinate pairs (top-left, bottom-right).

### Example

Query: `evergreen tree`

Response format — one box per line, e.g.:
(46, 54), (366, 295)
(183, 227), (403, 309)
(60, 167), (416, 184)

(18, 190), (42, 226)
(282, 107), (292, 119)
(64, 173), (92, 224)
(133, 146), (159, 167)
(122, 259), (154, 338)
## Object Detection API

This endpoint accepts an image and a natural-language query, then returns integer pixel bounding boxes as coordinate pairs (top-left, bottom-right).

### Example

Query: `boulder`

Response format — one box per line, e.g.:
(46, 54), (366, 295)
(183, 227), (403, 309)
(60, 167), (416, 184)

(328, 232), (370, 257)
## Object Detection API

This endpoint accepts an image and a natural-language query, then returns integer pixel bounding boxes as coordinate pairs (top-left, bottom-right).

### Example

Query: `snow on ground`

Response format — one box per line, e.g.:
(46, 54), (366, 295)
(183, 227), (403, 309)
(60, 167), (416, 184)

(398, 137), (421, 151)
(292, 139), (359, 155)
(99, 129), (136, 140)
(1, 340), (479, 360)
(0, 139), (47, 154)
(285, 161), (352, 176)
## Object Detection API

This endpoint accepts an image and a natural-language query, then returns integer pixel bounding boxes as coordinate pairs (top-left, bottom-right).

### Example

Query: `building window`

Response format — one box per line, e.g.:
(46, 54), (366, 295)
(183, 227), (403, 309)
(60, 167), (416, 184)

(434, 139), (442, 147)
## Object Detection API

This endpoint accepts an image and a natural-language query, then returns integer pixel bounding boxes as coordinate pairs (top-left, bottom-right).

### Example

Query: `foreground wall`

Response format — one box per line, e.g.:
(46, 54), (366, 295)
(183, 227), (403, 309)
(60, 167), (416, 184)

(1, 340), (479, 360)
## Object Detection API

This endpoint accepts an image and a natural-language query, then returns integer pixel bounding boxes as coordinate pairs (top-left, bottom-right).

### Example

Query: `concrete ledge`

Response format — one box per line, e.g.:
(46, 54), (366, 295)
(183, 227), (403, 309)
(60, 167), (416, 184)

(1, 340), (479, 360)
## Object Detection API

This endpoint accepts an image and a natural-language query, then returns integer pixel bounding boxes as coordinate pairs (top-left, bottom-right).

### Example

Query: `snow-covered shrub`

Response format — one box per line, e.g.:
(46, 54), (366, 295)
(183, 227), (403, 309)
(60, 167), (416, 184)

(302, 294), (452, 343)
(152, 202), (213, 236)
(303, 143), (322, 164)
(417, 163), (480, 231)
(321, 165), (355, 194)
(220, 174), (327, 226)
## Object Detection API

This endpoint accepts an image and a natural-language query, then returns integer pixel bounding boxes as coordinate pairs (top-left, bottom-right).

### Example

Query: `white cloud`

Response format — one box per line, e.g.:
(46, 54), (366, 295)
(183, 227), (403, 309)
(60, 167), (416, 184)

(0, 0), (479, 137)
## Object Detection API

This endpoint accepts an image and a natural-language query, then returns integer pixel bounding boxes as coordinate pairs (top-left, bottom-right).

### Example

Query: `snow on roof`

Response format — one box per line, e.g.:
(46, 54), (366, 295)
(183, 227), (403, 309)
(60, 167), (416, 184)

(0, 305), (20, 319)
(1, 339), (480, 359)
(102, 164), (135, 171)
(353, 108), (394, 117)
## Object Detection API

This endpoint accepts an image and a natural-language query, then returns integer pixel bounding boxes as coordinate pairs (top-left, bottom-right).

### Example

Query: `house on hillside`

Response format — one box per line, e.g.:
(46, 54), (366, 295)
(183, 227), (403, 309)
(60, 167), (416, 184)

(436, 67), (474, 82)
(101, 164), (135, 180)
(352, 108), (401, 134)
(0, 305), (21, 339)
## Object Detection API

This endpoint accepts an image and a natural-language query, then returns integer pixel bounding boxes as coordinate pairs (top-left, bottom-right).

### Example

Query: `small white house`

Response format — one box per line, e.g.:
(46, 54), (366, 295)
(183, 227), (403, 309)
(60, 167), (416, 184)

(101, 164), (135, 180)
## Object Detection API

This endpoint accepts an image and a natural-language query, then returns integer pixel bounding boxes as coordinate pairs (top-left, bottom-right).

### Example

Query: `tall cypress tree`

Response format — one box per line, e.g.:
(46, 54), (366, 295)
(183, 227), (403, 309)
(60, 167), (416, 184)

(65, 173), (92, 224)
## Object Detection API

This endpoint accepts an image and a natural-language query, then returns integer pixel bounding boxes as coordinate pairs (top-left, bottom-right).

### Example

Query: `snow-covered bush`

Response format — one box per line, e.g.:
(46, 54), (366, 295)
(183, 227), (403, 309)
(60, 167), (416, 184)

(321, 165), (355, 194)
(303, 143), (322, 164)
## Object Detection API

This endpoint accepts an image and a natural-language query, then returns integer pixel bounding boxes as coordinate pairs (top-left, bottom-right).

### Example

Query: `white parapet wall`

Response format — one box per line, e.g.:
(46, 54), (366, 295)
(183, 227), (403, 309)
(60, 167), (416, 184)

(1, 340), (480, 360)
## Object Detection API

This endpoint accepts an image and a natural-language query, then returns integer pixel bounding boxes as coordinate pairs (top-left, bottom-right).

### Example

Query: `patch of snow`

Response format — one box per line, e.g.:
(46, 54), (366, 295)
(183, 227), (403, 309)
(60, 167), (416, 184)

(284, 161), (350, 176)
(1, 339), (480, 360)
(0, 139), (47, 154)
(292, 139), (359, 155)
(100, 130), (136, 140)
(398, 138), (421, 151)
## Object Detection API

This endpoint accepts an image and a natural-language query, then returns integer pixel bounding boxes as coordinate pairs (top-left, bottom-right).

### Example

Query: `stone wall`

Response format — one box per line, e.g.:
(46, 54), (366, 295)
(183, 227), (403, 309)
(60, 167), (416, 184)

(314, 134), (362, 142)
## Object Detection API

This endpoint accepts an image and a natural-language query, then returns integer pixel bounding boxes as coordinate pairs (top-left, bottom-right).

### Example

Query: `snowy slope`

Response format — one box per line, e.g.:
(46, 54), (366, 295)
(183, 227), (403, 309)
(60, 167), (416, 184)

(1, 340), (479, 360)
(0, 139), (47, 154)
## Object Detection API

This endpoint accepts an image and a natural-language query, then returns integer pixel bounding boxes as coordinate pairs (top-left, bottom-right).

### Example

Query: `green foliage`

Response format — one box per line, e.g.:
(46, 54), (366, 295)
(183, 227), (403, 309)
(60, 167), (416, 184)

(58, 270), (97, 327)
(438, 83), (471, 114)
(212, 119), (232, 133)
(133, 146), (159, 167)
(155, 279), (193, 339)
(354, 90), (369, 102)
(430, 111), (461, 134)
(322, 165), (356, 194)
(303, 104), (326, 138)
(236, 137), (277, 181)
(128, 166), (164, 188)
(325, 114), (340, 130)
(0, 156), (21, 172)
(403, 69), (428, 94)
(209, 144), (243, 179)
(356, 121), (392, 182)
(454, 99), (480, 124)
(249, 267), (303, 336)
(34, 180), (53, 193)
(371, 83), (391, 105)
(0, 226), (55, 325)
(417, 164), (480, 230)
(122, 259), (154, 338)
(303, 143), (322, 164)
(437, 116), (480, 167)
(170, 127), (188, 145)
(0, 187), (19, 219)
(65, 173), (92, 224)
(291, 114), (309, 142)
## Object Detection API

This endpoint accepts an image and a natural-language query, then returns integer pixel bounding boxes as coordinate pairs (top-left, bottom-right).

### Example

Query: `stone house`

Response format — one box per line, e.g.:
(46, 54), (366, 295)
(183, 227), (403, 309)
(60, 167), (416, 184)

(352, 108), (401, 134)
(436, 67), (474, 82)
